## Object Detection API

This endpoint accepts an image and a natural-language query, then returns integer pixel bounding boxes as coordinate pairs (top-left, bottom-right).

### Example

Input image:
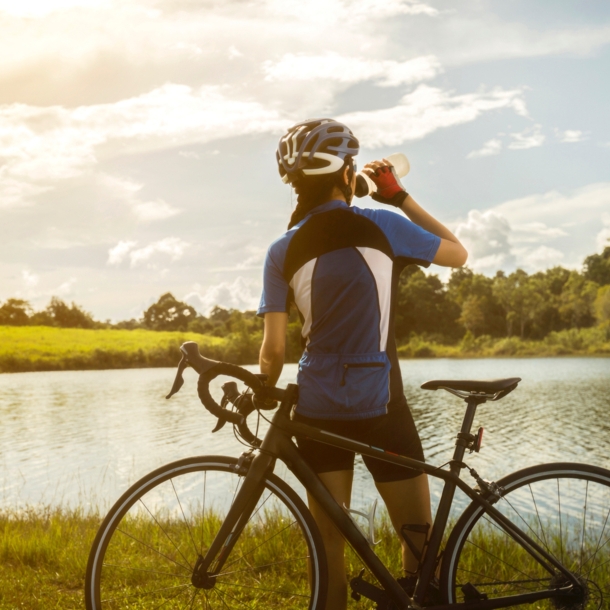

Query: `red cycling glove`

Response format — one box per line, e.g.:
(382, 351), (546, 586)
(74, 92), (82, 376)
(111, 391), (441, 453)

(369, 165), (408, 208)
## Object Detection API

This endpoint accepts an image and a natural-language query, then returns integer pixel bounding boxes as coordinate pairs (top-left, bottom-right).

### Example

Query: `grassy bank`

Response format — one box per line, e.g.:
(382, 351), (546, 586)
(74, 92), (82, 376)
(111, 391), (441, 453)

(1, 506), (608, 609)
(1, 325), (609, 374)
(0, 326), (234, 373)
(397, 327), (610, 358)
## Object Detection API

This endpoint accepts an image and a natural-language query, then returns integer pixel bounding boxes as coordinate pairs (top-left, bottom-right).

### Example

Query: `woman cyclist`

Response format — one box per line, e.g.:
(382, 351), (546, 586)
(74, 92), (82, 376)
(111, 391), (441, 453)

(257, 118), (467, 610)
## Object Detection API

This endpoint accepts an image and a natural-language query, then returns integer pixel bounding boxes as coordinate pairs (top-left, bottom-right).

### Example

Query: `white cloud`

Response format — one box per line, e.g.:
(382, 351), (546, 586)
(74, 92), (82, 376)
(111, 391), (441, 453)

(178, 151), (200, 160)
(455, 210), (515, 273)
(263, 54), (442, 87)
(0, 85), (285, 207)
(492, 182), (610, 226)
(22, 270), (40, 287)
(55, 276), (77, 296)
(555, 129), (588, 143)
(513, 245), (564, 271)
(467, 138), (502, 159)
(184, 276), (260, 315)
(0, 0), (108, 17)
(512, 222), (568, 243)
(98, 174), (181, 222)
(265, 0), (438, 22)
(597, 214), (610, 252)
(107, 237), (190, 267)
(508, 124), (545, 150)
(228, 46), (243, 60)
(128, 237), (190, 268)
(107, 240), (137, 265)
(339, 85), (528, 148)
(132, 200), (180, 222)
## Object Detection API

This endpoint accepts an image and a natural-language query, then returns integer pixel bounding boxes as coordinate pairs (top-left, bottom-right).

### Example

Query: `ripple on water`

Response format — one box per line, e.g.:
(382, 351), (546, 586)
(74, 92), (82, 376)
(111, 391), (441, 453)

(0, 357), (609, 514)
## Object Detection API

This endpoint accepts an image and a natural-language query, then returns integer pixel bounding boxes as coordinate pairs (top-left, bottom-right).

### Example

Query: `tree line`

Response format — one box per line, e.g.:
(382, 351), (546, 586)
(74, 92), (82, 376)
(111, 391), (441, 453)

(2, 247), (609, 359)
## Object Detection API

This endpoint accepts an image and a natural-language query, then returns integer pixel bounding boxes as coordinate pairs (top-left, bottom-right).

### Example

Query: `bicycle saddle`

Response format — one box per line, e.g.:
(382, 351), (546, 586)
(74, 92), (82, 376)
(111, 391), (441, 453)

(421, 378), (521, 401)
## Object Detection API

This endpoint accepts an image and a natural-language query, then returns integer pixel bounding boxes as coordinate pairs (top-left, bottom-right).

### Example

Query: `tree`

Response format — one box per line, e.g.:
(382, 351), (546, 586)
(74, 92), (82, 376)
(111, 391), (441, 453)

(594, 285), (610, 326)
(394, 266), (461, 341)
(492, 270), (546, 338)
(583, 246), (610, 286)
(558, 272), (598, 329)
(142, 293), (197, 331)
(28, 297), (96, 328)
(0, 298), (31, 325)
(447, 267), (505, 337)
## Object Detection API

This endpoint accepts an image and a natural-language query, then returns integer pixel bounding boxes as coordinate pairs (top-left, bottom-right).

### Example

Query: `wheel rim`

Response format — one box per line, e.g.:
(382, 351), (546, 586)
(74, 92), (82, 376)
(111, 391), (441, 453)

(89, 459), (320, 609)
(447, 468), (610, 609)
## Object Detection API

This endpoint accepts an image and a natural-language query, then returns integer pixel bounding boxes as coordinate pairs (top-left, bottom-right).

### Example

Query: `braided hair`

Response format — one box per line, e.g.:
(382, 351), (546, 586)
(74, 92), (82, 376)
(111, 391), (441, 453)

(287, 157), (354, 229)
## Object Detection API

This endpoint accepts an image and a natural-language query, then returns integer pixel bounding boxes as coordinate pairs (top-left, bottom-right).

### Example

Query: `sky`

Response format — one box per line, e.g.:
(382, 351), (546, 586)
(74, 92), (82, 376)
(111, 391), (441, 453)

(1, 0), (609, 321)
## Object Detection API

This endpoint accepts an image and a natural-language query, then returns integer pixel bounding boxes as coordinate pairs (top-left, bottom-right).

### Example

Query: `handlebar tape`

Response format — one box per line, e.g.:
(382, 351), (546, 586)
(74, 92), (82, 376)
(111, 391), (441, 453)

(196, 361), (263, 425)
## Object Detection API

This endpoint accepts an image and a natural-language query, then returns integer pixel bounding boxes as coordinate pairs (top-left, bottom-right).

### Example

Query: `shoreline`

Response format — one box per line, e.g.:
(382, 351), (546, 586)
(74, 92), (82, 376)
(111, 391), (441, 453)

(1, 325), (608, 374)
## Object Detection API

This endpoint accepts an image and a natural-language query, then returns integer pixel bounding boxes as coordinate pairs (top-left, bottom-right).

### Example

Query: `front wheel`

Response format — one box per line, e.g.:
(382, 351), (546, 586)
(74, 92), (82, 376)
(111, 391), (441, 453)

(441, 463), (610, 608)
(86, 455), (328, 609)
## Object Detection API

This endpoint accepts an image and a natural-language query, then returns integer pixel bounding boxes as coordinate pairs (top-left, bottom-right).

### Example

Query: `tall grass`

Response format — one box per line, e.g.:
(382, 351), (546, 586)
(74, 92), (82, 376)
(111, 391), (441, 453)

(0, 326), (228, 373)
(1, 325), (609, 374)
(1, 507), (608, 609)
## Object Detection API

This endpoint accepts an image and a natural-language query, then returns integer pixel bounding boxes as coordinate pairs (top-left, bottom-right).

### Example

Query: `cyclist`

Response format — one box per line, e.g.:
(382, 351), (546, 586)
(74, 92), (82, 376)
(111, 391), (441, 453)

(257, 118), (467, 610)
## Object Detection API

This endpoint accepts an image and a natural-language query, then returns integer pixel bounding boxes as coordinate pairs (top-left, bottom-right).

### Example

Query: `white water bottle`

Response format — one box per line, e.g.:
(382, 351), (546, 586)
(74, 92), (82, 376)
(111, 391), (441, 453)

(354, 152), (410, 198)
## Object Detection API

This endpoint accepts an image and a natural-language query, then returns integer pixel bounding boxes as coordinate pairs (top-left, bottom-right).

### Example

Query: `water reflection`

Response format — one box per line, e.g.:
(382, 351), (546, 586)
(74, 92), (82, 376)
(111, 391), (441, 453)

(0, 358), (608, 516)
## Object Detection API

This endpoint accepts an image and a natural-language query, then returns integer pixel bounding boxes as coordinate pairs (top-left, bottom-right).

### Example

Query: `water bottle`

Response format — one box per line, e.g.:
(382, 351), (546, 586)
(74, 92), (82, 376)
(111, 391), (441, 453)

(354, 152), (410, 198)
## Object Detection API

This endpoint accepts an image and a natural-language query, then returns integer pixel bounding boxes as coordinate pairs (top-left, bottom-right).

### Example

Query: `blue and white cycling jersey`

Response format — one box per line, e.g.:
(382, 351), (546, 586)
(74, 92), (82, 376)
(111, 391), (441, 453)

(257, 200), (440, 420)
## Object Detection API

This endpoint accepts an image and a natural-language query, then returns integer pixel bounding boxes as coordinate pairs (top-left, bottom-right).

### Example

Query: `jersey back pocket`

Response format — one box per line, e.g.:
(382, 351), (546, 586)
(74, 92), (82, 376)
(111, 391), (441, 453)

(297, 351), (391, 419)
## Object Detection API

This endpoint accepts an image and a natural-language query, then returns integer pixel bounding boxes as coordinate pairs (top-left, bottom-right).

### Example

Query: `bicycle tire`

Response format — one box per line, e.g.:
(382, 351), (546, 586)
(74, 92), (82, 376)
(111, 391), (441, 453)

(440, 462), (610, 608)
(85, 455), (328, 609)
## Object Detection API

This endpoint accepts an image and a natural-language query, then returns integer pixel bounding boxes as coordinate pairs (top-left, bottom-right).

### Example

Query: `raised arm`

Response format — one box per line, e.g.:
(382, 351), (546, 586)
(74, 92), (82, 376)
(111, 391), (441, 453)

(362, 159), (467, 268)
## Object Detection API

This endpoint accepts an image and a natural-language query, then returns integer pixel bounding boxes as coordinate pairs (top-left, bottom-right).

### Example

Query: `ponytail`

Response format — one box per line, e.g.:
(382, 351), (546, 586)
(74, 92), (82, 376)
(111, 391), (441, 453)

(287, 158), (354, 230)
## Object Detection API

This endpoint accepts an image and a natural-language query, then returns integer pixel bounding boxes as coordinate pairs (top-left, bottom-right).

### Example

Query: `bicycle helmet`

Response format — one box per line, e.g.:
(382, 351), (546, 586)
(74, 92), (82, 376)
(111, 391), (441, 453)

(277, 118), (359, 183)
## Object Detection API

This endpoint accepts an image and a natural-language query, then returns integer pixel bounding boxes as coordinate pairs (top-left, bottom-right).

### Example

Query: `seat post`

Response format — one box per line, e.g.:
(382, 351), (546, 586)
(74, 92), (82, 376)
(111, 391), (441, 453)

(450, 396), (483, 474)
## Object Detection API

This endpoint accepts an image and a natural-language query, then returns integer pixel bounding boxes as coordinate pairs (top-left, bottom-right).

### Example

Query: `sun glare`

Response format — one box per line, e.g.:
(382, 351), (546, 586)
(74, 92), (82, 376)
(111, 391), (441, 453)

(0, 0), (107, 17)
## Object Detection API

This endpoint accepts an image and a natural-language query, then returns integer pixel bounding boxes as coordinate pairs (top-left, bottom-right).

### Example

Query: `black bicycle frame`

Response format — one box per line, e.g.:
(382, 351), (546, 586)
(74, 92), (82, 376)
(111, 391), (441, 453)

(196, 385), (580, 610)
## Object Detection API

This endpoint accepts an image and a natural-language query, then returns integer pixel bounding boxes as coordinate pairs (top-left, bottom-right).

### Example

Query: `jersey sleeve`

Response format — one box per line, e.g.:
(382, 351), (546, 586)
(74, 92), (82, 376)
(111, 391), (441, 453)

(257, 243), (290, 317)
(360, 208), (441, 266)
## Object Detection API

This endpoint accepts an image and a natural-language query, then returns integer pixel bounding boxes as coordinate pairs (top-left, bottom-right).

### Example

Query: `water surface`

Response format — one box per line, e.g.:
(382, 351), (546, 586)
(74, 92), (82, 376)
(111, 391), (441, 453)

(1, 358), (608, 517)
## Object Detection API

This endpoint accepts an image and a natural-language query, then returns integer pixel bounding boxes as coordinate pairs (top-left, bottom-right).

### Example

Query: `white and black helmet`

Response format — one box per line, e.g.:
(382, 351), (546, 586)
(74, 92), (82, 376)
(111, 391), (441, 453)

(277, 118), (359, 183)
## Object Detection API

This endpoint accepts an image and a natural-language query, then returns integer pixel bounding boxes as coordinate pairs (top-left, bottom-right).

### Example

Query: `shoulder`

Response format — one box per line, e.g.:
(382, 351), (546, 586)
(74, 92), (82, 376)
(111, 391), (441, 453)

(351, 205), (440, 264)
(351, 205), (423, 239)
(266, 227), (298, 266)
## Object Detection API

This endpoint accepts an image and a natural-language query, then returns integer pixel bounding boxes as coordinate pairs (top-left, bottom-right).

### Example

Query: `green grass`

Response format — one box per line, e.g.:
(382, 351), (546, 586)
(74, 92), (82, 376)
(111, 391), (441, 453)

(1, 325), (609, 374)
(398, 327), (610, 359)
(1, 507), (608, 609)
(0, 326), (228, 373)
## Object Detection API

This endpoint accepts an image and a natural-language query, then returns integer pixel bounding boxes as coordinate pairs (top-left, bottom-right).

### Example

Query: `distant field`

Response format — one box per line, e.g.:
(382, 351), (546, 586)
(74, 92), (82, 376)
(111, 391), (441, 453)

(1, 325), (608, 374)
(0, 326), (229, 373)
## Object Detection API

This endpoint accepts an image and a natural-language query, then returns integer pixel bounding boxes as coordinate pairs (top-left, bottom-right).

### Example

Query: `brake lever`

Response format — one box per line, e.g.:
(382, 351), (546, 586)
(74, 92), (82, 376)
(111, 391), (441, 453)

(166, 355), (188, 399)
(211, 381), (247, 433)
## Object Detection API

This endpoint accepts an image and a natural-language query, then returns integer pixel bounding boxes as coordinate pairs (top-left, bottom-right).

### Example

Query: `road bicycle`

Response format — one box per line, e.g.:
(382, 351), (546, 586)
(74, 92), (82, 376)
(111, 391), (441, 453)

(85, 341), (610, 609)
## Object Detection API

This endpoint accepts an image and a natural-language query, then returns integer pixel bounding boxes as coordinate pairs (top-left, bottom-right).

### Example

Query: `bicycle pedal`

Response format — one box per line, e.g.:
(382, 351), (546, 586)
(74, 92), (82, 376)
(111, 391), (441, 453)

(460, 582), (488, 601)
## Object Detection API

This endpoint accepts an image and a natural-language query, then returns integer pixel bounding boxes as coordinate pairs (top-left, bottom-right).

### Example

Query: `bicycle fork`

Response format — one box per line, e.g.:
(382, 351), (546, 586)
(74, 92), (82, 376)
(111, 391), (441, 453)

(191, 450), (274, 588)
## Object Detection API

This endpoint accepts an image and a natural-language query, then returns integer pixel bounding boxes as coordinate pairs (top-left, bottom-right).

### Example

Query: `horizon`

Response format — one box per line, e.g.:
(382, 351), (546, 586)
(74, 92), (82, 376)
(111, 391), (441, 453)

(1, 0), (609, 322)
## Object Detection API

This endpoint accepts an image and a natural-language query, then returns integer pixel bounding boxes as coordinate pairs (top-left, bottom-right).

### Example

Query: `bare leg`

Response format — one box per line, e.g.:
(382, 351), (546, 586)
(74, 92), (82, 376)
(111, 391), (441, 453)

(307, 470), (353, 610)
(375, 473), (432, 574)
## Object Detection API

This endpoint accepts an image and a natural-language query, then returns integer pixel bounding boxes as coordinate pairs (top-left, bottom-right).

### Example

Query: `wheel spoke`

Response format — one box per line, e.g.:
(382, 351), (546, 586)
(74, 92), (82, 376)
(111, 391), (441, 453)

(446, 468), (610, 606)
(170, 477), (200, 557)
(88, 460), (322, 609)
(116, 525), (191, 572)
(138, 496), (194, 569)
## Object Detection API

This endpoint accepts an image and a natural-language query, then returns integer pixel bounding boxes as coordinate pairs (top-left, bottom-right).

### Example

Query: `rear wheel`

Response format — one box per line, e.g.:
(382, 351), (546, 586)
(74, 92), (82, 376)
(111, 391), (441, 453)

(441, 463), (610, 608)
(86, 455), (328, 609)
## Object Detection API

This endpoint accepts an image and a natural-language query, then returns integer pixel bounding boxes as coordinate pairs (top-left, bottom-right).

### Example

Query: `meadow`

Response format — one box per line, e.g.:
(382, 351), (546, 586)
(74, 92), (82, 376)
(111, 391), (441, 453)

(2, 506), (607, 609)
(1, 325), (609, 374)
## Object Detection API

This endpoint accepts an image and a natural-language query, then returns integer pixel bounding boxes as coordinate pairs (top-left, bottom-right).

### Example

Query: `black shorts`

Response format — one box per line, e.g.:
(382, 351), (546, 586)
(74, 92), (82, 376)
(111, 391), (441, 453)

(294, 401), (425, 483)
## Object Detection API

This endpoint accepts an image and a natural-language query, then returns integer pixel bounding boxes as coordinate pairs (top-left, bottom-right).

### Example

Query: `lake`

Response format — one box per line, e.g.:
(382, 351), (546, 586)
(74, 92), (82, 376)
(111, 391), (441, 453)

(1, 358), (609, 517)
